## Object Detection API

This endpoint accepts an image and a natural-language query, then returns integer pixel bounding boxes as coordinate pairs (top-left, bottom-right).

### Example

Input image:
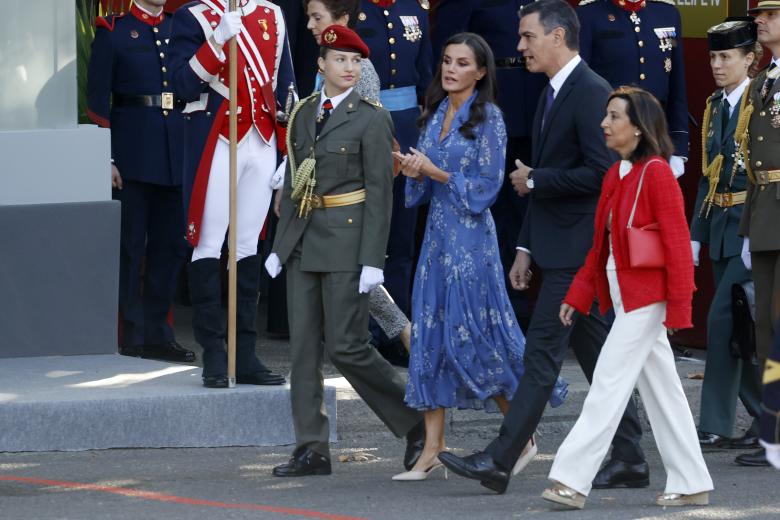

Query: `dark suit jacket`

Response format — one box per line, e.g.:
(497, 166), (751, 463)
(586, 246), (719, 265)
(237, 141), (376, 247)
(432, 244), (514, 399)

(517, 59), (616, 270)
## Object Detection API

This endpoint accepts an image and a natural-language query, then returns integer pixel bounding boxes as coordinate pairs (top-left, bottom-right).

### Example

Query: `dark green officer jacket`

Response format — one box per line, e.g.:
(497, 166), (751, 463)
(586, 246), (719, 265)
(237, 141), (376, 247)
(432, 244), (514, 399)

(691, 87), (750, 261)
(271, 89), (395, 272)
(739, 64), (780, 252)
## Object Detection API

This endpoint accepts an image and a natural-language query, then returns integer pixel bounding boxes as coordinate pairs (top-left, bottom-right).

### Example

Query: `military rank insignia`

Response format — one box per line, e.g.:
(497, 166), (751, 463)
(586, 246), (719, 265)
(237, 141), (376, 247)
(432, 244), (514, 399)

(770, 93), (780, 129)
(653, 27), (676, 52)
(664, 57), (672, 73)
(401, 16), (422, 43)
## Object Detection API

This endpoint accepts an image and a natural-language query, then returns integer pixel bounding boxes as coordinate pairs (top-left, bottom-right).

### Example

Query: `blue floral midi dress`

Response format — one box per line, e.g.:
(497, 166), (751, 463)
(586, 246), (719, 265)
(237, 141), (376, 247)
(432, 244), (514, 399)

(404, 94), (568, 411)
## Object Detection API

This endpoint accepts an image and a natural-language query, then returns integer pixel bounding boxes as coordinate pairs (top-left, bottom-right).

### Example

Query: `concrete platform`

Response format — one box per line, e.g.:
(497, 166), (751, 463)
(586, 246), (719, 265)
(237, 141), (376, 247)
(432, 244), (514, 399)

(0, 355), (337, 452)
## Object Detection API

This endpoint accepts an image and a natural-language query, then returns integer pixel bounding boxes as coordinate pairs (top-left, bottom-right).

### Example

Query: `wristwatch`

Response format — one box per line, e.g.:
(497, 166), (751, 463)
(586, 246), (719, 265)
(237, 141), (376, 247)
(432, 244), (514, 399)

(525, 170), (534, 190)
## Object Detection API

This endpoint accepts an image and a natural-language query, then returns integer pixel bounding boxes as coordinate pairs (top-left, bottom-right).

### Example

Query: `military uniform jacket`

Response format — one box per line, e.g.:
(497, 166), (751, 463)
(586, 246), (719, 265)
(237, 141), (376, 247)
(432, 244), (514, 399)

(739, 65), (780, 252)
(691, 88), (750, 260)
(168, 0), (295, 246)
(577, 0), (689, 156)
(431, 0), (546, 139)
(272, 90), (395, 272)
(87, 4), (184, 186)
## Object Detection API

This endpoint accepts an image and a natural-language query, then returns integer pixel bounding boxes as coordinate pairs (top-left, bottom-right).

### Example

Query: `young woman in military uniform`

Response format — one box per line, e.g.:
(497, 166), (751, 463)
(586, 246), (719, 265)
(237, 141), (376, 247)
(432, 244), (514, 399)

(691, 19), (764, 451)
(265, 24), (423, 477)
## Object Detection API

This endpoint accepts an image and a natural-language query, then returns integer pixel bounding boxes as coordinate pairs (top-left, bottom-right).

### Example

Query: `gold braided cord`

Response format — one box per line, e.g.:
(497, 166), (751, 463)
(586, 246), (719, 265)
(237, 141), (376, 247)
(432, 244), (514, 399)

(286, 94), (319, 201)
(699, 87), (755, 217)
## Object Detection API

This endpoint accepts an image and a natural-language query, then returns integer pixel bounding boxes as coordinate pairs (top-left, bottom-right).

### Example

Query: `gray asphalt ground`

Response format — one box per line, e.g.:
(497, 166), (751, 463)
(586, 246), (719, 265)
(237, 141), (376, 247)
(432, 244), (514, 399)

(1, 304), (777, 520)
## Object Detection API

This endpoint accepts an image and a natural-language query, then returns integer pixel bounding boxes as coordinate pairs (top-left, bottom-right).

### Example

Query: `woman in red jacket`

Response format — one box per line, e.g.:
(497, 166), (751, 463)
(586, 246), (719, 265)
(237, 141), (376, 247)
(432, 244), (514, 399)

(540, 87), (713, 510)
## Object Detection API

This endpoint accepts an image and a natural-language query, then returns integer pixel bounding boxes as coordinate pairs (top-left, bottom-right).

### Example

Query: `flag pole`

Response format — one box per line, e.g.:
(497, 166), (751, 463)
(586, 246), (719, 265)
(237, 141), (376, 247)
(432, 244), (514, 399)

(227, 0), (238, 389)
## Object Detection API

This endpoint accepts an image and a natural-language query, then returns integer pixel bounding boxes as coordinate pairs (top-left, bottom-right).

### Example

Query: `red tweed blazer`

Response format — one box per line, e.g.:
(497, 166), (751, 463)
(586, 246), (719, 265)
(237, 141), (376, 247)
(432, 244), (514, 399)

(564, 157), (695, 329)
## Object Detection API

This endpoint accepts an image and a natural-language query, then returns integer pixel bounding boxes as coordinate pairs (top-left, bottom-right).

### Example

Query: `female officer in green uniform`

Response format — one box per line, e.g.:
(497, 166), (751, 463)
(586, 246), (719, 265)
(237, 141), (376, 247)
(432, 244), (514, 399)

(691, 18), (764, 449)
(265, 24), (423, 477)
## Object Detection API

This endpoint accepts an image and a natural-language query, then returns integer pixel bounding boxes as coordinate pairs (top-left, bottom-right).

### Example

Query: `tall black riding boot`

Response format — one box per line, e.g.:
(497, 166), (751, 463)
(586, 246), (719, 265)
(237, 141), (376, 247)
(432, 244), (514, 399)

(236, 255), (285, 385)
(188, 258), (227, 387)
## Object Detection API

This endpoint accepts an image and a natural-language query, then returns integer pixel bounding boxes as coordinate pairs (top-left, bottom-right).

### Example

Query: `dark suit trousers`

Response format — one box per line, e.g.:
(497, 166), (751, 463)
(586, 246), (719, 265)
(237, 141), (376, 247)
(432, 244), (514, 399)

(752, 251), (780, 365)
(115, 181), (186, 346)
(285, 248), (421, 458)
(486, 268), (645, 468)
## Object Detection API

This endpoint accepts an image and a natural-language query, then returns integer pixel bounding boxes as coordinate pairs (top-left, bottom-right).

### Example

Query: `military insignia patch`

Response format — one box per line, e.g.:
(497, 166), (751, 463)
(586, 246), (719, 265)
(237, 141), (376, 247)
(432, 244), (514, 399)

(323, 29), (337, 44)
(130, 29), (139, 39)
(770, 93), (780, 128)
(401, 15), (422, 43)
(358, 12), (366, 21)
(664, 57), (672, 73)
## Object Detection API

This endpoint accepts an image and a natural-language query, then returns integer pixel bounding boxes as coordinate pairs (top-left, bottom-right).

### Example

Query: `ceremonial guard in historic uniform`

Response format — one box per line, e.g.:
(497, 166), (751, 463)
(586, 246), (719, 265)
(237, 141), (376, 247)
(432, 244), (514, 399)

(737, 0), (780, 467)
(431, 0), (546, 328)
(265, 25), (423, 477)
(169, 0), (294, 388)
(577, 0), (689, 176)
(87, 0), (195, 363)
(355, 0), (433, 326)
(691, 19), (763, 452)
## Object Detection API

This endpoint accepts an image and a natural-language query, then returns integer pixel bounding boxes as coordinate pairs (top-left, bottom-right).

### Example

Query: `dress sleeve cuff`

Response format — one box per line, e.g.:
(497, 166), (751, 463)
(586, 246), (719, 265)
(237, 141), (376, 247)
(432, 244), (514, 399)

(189, 40), (225, 83)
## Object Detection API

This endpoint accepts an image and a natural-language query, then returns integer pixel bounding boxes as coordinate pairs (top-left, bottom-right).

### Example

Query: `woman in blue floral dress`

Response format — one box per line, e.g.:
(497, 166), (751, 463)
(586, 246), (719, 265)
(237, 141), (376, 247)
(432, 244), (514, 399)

(392, 33), (567, 481)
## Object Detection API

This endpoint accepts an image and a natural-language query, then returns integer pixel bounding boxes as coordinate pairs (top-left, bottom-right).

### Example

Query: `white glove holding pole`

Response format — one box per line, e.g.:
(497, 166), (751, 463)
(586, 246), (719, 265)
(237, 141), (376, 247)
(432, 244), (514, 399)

(358, 266), (384, 294)
(691, 241), (701, 267)
(670, 155), (685, 178)
(741, 238), (752, 270)
(270, 157), (287, 190)
(265, 253), (282, 278)
(213, 11), (243, 46)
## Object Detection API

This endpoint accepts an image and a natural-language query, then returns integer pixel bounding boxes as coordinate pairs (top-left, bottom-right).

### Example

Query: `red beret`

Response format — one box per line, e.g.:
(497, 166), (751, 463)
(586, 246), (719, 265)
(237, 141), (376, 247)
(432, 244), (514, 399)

(320, 25), (370, 59)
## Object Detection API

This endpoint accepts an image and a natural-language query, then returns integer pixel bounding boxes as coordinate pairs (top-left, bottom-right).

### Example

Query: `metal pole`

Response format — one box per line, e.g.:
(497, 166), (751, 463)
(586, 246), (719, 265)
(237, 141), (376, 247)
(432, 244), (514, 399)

(227, 0), (238, 388)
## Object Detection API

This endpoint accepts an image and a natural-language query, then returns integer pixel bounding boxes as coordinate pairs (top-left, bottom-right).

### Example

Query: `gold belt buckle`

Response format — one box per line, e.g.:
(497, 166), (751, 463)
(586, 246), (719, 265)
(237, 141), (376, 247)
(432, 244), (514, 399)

(310, 194), (324, 209)
(757, 170), (769, 185)
(721, 192), (732, 206)
(161, 92), (174, 110)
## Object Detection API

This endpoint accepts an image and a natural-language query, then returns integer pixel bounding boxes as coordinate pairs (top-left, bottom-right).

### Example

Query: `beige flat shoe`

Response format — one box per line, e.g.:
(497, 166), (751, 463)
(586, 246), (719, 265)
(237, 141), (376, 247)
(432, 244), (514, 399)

(656, 491), (709, 506)
(541, 482), (586, 510)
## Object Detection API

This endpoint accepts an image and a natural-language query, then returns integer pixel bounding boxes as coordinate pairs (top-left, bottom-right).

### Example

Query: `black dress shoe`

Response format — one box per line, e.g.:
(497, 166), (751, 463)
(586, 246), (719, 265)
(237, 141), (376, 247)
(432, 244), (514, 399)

(698, 430), (731, 450)
(143, 341), (196, 363)
(729, 433), (760, 450)
(236, 371), (286, 385)
(735, 448), (770, 467)
(592, 459), (649, 489)
(404, 421), (425, 470)
(202, 375), (229, 388)
(273, 448), (332, 477)
(119, 345), (144, 357)
(438, 451), (509, 494)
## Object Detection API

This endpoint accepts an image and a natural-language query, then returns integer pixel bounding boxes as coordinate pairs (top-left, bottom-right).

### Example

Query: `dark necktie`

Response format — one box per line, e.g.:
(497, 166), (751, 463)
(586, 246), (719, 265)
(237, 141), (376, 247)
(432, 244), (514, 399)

(761, 62), (777, 102)
(541, 86), (554, 130)
(721, 98), (730, 137)
(316, 98), (333, 136)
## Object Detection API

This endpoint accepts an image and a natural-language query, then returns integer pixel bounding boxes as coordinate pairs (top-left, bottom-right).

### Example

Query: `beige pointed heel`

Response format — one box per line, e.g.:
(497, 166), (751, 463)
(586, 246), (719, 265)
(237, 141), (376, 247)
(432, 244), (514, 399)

(512, 435), (538, 475)
(656, 491), (709, 507)
(392, 463), (446, 481)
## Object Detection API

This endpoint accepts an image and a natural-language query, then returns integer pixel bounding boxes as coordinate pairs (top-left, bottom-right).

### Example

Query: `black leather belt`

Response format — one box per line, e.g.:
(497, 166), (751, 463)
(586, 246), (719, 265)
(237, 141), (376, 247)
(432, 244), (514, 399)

(495, 57), (526, 69)
(113, 93), (175, 109)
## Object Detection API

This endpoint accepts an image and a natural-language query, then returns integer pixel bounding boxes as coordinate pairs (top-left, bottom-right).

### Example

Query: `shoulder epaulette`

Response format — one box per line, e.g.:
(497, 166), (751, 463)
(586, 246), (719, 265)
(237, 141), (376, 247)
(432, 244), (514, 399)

(649, 0), (676, 5)
(361, 97), (383, 108)
(95, 12), (126, 32)
(577, 0), (599, 6)
(418, 0), (431, 10)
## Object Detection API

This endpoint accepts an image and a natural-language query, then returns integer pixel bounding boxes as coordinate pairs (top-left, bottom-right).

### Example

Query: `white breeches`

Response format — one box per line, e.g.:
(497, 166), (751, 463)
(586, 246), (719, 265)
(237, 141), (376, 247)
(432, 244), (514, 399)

(192, 128), (276, 262)
(548, 266), (713, 496)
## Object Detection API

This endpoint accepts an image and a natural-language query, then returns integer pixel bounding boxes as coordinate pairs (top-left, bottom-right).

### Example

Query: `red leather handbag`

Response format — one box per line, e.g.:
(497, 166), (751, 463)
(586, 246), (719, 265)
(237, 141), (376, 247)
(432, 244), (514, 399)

(626, 159), (665, 269)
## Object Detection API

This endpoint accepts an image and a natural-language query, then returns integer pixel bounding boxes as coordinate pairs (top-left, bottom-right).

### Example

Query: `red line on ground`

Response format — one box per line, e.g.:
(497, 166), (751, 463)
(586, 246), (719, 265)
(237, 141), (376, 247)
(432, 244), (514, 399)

(0, 475), (367, 520)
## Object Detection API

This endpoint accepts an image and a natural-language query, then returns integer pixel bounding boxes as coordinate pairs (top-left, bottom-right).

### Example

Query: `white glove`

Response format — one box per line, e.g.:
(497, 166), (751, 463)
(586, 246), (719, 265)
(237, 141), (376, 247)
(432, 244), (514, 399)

(741, 238), (752, 270)
(358, 266), (384, 294)
(213, 11), (243, 45)
(691, 241), (701, 267)
(669, 155), (685, 178)
(761, 440), (780, 470)
(270, 156), (286, 190)
(264, 253), (282, 278)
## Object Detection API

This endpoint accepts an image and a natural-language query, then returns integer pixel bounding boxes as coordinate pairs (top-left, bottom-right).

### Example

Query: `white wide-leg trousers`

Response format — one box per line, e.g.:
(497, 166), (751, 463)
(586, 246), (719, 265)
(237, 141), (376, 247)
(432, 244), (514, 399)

(192, 129), (276, 262)
(549, 268), (713, 496)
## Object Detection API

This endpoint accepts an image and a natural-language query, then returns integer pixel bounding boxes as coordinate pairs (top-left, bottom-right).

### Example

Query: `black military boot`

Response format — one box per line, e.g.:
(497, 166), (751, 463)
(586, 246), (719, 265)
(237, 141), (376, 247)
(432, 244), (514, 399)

(235, 255), (285, 385)
(189, 258), (228, 388)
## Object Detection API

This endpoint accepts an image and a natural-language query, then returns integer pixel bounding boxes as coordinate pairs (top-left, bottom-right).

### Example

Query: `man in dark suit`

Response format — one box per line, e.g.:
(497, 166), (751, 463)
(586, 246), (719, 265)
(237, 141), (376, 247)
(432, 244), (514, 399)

(439, 0), (647, 494)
